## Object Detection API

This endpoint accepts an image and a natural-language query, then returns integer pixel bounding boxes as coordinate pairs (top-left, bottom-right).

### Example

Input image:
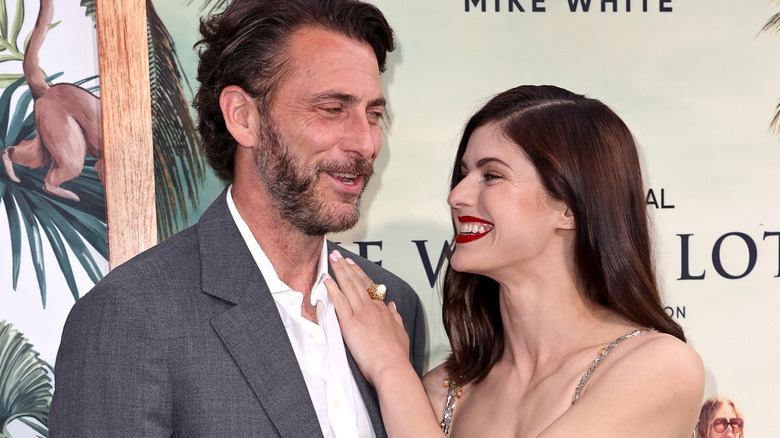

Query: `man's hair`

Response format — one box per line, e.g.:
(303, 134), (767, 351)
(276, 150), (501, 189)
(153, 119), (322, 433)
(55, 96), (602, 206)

(193, 0), (395, 181)
(442, 85), (686, 385)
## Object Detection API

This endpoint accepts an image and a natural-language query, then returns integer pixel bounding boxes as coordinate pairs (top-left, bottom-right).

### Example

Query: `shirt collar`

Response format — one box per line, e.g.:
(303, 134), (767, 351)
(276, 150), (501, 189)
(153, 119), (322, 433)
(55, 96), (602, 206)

(226, 184), (329, 305)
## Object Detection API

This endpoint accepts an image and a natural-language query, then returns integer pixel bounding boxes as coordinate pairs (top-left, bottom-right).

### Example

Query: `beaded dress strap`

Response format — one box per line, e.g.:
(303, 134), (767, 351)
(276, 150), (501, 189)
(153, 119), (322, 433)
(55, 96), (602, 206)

(440, 379), (461, 436)
(571, 328), (658, 405)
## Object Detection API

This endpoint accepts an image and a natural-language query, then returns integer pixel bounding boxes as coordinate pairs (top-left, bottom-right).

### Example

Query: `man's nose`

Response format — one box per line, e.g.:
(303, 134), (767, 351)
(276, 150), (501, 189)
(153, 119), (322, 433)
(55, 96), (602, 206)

(342, 111), (378, 159)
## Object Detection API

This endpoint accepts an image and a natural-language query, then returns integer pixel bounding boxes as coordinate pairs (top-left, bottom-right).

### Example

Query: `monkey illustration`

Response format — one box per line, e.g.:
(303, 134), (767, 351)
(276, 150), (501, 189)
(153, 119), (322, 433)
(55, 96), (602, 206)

(1, 0), (103, 202)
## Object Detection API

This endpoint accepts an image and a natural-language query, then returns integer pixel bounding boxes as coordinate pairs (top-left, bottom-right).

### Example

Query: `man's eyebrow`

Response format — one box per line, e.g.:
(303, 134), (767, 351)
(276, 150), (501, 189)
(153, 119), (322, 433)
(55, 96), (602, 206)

(368, 96), (387, 108)
(307, 91), (386, 108)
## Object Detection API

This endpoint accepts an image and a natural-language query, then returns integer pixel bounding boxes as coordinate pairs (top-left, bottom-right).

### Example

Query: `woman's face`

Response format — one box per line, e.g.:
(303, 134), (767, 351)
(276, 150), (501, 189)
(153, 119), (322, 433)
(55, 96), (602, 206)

(708, 403), (742, 438)
(447, 123), (568, 279)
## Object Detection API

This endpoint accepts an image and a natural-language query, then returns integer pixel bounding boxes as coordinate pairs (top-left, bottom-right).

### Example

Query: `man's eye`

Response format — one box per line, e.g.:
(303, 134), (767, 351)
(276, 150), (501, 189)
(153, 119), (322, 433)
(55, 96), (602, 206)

(321, 106), (343, 114)
(367, 109), (385, 123)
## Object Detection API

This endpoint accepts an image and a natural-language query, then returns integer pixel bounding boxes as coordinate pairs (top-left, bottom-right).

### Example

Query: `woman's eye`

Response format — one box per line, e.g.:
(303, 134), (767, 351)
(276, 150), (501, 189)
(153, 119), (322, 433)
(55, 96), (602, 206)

(484, 172), (502, 181)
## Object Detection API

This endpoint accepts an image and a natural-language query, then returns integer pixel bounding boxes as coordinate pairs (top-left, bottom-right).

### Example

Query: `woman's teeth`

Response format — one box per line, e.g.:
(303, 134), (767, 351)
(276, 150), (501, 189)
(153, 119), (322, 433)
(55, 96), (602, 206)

(459, 223), (493, 235)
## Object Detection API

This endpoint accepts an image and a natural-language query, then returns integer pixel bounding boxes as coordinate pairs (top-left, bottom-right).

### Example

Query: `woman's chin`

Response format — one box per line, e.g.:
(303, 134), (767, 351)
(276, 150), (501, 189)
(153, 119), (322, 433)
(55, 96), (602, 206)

(449, 254), (484, 276)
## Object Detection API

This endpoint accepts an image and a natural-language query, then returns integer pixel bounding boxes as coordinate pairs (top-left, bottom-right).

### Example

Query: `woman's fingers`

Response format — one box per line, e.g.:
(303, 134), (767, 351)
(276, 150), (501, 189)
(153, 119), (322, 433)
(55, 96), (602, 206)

(325, 275), (354, 318)
(345, 257), (375, 289)
(328, 250), (403, 329)
(326, 251), (412, 385)
(388, 301), (405, 329)
(329, 250), (387, 307)
(329, 250), (368, 303)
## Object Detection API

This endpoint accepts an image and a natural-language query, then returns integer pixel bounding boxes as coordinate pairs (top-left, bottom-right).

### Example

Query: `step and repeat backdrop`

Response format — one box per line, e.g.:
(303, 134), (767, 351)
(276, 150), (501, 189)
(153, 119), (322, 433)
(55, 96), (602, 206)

(1, 0), (778, 436)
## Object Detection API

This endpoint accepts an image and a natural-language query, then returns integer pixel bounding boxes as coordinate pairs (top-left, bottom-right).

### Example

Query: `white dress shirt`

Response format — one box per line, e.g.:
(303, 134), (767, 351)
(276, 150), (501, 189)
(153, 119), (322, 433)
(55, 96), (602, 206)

(226, 186), (376, 438)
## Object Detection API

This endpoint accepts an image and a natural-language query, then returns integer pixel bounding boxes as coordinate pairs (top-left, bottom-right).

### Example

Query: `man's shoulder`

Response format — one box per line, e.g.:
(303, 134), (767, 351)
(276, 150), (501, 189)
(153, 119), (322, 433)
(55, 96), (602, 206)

(65, 223), (215, 332)
(106, 224), (201, 283)
(75, 224), (203, 310)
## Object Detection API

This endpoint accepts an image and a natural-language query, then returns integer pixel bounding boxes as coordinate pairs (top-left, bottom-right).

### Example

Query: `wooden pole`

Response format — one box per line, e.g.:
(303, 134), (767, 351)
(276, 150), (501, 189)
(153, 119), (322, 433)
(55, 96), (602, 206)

(95, 0), (157, 269)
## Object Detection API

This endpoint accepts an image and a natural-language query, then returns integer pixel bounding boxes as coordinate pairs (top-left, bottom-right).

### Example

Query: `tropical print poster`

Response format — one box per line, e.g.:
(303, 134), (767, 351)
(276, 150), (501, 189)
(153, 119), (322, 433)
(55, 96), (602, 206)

(0, 0), (104, 435)
(0, 0), (205, 435)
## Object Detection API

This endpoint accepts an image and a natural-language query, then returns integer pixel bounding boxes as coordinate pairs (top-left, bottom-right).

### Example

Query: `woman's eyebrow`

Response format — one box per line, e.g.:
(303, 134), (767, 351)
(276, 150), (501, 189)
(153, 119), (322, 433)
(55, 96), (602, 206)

(475, 157), (510, 168)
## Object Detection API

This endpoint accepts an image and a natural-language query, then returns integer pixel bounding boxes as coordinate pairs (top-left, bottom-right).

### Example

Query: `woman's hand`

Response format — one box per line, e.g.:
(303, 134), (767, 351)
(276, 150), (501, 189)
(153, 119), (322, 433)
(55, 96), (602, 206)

(327, 250), (447, 438)
(325, 250), (411, 385)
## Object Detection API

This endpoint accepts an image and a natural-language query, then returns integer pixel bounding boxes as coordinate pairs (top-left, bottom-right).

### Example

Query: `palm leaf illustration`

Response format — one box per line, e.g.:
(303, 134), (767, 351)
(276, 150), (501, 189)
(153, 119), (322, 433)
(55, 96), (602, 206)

(0, 320), (52, 437)
(761, 0), (780, 134)
(0, 0), (61, 89)
(188, 0), (229, 15)
(147, 0), (205, 241)
(79, 1), (207, 241)
(1, 74), (107, 308)
(79, 0), (95, 18)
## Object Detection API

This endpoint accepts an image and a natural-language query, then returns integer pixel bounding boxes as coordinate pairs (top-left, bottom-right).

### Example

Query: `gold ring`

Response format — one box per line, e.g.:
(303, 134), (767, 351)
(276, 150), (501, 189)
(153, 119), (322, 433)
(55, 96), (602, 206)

(367, 283), (387, 301)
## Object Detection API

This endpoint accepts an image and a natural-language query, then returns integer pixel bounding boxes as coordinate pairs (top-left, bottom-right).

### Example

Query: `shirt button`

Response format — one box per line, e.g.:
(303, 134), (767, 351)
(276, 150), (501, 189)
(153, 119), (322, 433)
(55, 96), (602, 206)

(289, 297), (298, 306)
(310, 328), (320, 338)
(333, 399), (341, 408)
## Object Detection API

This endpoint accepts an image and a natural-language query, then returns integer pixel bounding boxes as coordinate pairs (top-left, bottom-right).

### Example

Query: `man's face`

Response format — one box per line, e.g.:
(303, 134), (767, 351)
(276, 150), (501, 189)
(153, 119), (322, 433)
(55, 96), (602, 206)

(256, 27), (385, 236)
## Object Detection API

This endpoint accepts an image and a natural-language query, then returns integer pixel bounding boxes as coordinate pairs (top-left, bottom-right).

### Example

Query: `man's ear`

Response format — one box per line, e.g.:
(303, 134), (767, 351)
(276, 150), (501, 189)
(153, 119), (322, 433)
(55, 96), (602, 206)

(219, 85), (260, 148)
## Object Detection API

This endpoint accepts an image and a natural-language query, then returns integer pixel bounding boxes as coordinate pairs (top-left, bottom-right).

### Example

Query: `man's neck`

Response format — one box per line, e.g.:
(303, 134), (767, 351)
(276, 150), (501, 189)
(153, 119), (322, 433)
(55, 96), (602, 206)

(231, 183), (324, 295)
(258, 227), (323, 294)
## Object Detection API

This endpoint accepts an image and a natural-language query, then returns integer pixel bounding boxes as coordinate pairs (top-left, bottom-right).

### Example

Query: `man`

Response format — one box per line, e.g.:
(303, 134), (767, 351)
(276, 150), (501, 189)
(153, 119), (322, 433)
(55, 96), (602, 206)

(49, 1), (425, 436)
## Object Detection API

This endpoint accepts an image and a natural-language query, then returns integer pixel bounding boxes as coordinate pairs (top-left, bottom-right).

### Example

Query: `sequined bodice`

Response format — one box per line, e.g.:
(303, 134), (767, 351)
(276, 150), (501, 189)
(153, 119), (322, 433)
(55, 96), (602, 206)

(439, 329), (657, 436)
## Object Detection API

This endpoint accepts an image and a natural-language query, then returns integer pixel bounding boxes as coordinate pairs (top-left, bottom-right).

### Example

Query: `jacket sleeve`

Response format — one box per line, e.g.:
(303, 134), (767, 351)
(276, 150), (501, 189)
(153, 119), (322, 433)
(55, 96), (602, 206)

(408, 291), (427, 377)
(49, 283), (174, 437)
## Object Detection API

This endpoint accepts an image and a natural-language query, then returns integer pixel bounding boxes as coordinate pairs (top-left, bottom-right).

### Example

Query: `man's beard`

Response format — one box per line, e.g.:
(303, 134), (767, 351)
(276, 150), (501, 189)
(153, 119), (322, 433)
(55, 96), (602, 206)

(254, 117), (374, 236)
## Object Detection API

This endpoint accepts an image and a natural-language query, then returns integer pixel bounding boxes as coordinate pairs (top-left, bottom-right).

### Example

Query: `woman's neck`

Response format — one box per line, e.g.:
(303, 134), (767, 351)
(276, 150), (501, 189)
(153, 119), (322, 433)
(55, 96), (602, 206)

(494, 267), (633, 377)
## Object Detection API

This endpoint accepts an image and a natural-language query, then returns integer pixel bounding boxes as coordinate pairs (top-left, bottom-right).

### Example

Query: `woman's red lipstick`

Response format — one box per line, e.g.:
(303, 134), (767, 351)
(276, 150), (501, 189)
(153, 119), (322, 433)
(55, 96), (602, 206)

(456, 216), (494, 244)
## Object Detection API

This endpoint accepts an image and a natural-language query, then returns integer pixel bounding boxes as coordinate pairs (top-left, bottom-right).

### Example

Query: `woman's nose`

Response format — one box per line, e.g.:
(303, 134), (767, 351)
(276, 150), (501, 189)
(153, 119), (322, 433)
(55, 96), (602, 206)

(448, 177), (474, 209)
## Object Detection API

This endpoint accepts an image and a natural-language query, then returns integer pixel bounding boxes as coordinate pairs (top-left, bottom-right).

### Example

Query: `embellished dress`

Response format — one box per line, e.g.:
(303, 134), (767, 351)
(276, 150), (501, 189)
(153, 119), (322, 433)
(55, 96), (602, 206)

(439, 329), (657, 436)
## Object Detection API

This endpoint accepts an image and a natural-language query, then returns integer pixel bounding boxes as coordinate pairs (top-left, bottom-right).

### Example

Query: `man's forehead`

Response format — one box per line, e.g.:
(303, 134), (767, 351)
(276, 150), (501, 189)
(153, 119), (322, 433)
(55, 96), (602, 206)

(287, 26), (379, 71)
(280, 27), (384, 101)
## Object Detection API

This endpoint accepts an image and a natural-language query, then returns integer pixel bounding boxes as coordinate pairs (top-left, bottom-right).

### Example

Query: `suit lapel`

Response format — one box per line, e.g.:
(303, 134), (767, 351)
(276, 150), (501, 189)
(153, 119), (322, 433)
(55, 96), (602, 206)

(198, 190), (324, 438)
(345, 346), (387, 438)
(327, 242), (388, 438)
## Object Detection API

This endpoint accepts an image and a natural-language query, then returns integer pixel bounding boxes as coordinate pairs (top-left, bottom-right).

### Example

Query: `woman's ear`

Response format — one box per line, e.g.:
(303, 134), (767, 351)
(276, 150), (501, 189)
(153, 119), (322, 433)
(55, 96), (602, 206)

(559, 206), (575, 230)
(219, 85), (260, 148)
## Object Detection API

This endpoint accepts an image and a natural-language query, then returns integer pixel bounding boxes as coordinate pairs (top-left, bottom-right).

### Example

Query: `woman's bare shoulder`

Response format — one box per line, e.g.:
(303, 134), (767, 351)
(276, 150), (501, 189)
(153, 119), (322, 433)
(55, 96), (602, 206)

(545, 332), (705, 438)
(591, 332), (704, 402)
(625, 332), (704, 384)
(422, 363), (451, 419)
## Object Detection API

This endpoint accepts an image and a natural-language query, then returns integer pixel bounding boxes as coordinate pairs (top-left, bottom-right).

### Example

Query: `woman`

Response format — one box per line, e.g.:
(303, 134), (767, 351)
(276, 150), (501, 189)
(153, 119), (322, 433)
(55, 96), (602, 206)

(697, 397), (744, 438)
(326, 85), (704, 437)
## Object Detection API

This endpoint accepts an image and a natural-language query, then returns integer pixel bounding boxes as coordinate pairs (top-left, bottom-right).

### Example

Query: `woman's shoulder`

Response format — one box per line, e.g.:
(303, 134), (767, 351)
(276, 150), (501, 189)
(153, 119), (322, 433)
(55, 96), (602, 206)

(556, 331), (705, 437)
(590, 330), (703, 397)
(422, 363), (451, 419)
(620, 331), (703, 382)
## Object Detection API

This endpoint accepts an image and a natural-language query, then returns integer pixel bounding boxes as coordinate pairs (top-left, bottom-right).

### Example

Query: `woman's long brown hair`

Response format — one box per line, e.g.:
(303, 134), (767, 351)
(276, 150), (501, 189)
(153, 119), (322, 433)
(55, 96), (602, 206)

(443, 85), (685, 385)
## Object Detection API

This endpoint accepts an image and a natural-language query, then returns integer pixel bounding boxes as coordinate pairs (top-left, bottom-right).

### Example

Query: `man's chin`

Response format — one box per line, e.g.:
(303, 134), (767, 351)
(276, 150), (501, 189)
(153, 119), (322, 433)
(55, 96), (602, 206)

(322, 204), (362, 233)
(289, 202), (361, 236)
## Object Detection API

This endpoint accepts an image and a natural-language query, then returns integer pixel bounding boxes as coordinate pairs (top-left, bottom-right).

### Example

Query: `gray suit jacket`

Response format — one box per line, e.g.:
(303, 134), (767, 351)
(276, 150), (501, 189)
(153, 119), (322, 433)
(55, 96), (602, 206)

(49, 190), (426, 437)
